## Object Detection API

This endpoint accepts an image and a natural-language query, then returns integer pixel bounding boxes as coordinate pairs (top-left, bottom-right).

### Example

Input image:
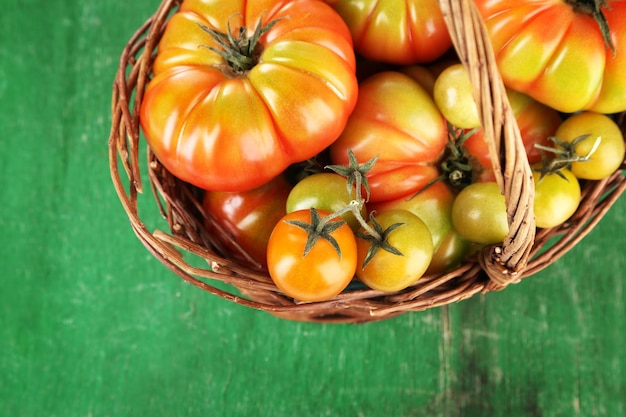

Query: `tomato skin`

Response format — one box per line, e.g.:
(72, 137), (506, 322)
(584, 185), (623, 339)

(325, 0), (452, 65)
(451, 182), (509, 245)
(433, 63), (481, 129)
(202, 175), (291, 270)
(371, 182), (472, 274)
(371, 182), (454, 250)
(476, 0), (626, 113)
(356, 210), (433, 292)
(267, 210), (357, 302)
(329, 71), (448, 203)
(533, 168), (581, 229)
(554, 112), (625, 180)
(140, 0), (358, 192)
(596, 4), (626, 113)
(400, 65), (438, 97)
(425, 228), (472, 275)
(286, 173), (366, 232)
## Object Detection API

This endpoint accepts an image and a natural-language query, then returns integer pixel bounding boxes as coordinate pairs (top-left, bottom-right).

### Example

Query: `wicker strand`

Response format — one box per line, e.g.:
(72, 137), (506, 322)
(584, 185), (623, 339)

(437, 0), (536, 288)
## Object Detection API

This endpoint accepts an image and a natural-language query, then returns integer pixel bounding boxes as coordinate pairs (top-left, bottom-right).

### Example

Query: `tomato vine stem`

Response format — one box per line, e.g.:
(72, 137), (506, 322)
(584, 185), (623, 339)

(534, 134), (602, 180)
(325, 150), (382, 240)
(287, 150), (409, 265)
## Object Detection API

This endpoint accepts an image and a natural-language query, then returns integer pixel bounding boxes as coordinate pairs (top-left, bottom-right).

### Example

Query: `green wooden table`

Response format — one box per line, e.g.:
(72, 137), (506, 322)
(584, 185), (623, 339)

(2, 1), (625, 416)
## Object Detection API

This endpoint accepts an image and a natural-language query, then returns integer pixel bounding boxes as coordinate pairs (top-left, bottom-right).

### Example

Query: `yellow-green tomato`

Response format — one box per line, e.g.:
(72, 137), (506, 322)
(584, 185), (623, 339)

(370, 181), (471, 274)
(433, 63), (481, 129)
(533, 168), (581, 229)
(451, 182), (509, 245)
(356, 209), (433, 293)
(554, 112), (625, 180)
(286, 172), (366, 232)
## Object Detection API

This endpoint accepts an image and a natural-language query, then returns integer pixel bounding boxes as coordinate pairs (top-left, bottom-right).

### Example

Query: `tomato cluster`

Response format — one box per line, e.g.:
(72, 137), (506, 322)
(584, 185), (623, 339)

(140, 0), (626, 302)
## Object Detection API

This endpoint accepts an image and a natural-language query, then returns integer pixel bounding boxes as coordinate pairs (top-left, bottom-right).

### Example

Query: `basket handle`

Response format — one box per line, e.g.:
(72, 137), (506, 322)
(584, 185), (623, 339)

(437, 0), (537, 288)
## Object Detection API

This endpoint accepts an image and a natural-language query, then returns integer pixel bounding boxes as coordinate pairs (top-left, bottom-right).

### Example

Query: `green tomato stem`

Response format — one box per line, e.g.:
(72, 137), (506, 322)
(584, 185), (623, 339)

(347, 200), (382, 241)
(533, 135), (602, 179)
(322, 150), (383, 241)
(566, 0), (615, 53)
(317, 200), (382, 241)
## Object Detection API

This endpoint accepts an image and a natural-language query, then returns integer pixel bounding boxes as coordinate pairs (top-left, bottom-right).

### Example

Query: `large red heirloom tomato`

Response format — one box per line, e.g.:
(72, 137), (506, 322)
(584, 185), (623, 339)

(324, 0), (452, 65)
(329, 71), (448, 203)
(475, 0), (626, 113)
(140, 0), (359, 192)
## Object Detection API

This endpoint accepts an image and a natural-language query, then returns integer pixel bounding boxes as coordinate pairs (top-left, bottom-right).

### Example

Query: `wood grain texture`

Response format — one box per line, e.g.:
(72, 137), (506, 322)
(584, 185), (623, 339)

(1, 1), (625, 416)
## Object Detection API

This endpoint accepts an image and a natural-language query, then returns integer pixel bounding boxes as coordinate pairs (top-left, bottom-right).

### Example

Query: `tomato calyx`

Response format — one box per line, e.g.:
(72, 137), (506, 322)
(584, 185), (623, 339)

(285, 156), (327, 185)
(356, 213), (405, 268)
(326, 150), (378, 202)
(534, 134), (601, 180)
(566, 0), (615, 53)
(197, 14), (282, 74)
(439, 126), (479, 190)
(285, 208), (347, 259)
(409, 125), (478, 199)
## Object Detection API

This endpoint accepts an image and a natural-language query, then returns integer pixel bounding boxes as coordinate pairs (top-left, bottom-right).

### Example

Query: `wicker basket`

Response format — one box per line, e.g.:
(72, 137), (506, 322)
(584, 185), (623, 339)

(109, 0), (626, 323)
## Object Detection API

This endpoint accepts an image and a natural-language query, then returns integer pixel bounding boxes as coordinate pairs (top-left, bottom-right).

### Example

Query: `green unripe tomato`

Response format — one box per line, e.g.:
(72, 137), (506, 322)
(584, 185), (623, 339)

(451, 182), (509, 245)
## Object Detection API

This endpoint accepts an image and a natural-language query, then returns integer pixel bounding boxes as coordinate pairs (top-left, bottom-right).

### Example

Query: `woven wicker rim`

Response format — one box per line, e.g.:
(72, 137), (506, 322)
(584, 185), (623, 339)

(109, 0), (626, 323)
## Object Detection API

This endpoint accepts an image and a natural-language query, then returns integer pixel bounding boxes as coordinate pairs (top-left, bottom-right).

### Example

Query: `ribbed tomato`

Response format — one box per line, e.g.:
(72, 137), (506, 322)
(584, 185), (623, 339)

(329, 71), (448, 203)
(325, 0), (452, 65)
(140, 0), (358, 192)
(476, 0), (626, 113)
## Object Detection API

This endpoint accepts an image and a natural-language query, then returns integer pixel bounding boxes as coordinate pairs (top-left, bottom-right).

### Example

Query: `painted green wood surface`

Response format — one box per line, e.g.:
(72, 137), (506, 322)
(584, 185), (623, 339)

(1, 1), (625, 416)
